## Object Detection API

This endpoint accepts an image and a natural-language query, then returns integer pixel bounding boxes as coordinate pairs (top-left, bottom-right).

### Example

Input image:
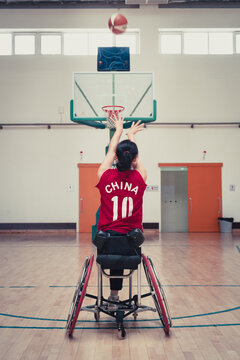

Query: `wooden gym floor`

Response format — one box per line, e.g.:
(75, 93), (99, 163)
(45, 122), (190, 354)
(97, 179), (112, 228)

(0, 230), (240, 360)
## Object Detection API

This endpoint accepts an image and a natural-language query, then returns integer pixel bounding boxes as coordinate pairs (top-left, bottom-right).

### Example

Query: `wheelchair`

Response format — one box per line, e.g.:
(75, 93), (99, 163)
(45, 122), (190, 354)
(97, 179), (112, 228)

(66, 229), (172, 339)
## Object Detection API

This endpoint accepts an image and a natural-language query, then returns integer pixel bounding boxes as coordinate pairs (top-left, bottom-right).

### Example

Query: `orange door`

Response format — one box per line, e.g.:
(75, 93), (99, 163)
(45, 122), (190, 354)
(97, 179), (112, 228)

(188, 165), (222, 232)
(78, 164), (100, 233)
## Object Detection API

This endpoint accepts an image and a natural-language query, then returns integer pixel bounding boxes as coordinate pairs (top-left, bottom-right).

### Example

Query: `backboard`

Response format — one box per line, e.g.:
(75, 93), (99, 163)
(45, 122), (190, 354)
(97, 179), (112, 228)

(70, 72), (156, 129)
(97, 47), (130, 71)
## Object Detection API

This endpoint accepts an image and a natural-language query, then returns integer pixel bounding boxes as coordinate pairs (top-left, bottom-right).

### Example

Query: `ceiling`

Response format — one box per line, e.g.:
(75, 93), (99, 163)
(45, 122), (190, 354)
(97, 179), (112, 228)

(0, 0), (240, 9)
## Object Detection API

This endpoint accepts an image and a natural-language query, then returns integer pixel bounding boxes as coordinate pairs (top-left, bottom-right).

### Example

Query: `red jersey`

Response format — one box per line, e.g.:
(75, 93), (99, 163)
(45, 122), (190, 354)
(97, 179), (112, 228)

(96, 169), (146, 234)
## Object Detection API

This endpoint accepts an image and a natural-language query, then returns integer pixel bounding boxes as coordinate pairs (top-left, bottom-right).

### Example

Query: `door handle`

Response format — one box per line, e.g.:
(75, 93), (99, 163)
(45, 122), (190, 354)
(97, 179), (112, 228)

(80, 198), (83, 214)
(218, 197), (221, 214)
(189, 197), (192, 214)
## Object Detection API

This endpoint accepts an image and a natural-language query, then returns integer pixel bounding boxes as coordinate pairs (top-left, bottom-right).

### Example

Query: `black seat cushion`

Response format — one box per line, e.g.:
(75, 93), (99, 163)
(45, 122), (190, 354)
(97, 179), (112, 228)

(97, 254), (141, 270)
(96, 235), (141, 270)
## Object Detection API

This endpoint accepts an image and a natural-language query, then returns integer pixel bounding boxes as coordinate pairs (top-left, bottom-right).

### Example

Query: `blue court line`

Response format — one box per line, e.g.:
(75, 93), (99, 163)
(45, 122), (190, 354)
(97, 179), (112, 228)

(0, 306), (239, 323)
(174, 306), (240, 320)
(50, 286), (75, 288)
(236, 245), (240, 253)
(9, 286), (36, 288)
(1, 323), (240, 330)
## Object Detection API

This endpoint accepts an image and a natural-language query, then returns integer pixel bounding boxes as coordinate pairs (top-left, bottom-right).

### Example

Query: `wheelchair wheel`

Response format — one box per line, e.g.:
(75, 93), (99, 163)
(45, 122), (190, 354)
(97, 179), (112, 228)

(66, 254), (94, 336)
(147, 256), (172, 328)
(142, 254), (171, 335)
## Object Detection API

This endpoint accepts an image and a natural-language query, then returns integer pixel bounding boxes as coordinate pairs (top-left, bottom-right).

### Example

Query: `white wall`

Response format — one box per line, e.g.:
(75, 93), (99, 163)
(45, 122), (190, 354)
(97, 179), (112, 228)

(0, 7), (240, 226)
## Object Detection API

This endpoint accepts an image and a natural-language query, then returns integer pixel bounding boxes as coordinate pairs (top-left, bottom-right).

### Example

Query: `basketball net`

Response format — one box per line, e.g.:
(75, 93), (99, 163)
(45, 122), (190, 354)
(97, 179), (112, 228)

(102, 105), (125, 129)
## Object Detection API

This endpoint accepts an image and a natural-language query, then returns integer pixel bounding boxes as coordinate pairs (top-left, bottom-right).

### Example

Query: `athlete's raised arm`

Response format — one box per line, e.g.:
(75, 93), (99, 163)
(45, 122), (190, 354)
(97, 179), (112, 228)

(97, 114), (123, 180)
(126, 121), (147, 182)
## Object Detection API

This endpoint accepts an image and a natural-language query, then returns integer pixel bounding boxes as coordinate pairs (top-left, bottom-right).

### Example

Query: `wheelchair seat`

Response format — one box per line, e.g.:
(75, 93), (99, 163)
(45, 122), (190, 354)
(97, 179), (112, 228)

(97, 253), (141, 270)
(94, 231), (142, 270)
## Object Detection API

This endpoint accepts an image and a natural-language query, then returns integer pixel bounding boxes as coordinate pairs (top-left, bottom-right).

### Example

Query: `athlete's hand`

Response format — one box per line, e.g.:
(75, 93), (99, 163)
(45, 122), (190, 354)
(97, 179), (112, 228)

(126, 120), (145, 140)
(111, 113), (124, 132)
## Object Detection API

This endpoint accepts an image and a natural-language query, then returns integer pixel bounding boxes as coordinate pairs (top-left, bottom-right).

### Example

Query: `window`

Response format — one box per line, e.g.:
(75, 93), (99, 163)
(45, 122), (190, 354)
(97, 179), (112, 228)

(236, 33), (240, 53)
(115, 33), (139, 54)
(183, 32), (208, 55)
(14, 34), (35, 55)
(0, 29), (139, 56)
(209, 32), (233, 54)
(88, 32), (113, 55)
(63, 33), (88, 55)
(41, 34), (61, 55)
(0, 33), (12, 55)
(159, 29), (238, 56)
(159, 33), (181, 54)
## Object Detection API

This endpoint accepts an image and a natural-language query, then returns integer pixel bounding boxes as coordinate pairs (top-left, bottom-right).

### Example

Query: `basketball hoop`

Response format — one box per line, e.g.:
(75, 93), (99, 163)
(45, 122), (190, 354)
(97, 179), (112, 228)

(102, 105), (125, 129)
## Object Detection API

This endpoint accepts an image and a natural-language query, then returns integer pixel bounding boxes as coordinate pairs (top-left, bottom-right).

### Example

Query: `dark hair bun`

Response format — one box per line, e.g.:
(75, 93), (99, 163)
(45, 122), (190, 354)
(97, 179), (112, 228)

(116, 140), (138, 172)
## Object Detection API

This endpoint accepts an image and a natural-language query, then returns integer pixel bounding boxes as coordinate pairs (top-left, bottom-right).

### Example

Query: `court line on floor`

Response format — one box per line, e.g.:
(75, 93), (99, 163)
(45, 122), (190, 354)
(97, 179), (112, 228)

(8, 286), (36, 288)
(0, 305), (239, 323)
(1, 323), (240, 330)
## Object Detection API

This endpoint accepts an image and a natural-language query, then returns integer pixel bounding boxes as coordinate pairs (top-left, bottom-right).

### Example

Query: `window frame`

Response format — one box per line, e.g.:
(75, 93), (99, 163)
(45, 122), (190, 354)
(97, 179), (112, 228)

(0, 32), (13, 55)
(159, 31), (182, 55)
(14, 32), (36, 55)
(183, 31), (209, 55)
(208, 31), (234, 55)
(40, 32), (62, 55)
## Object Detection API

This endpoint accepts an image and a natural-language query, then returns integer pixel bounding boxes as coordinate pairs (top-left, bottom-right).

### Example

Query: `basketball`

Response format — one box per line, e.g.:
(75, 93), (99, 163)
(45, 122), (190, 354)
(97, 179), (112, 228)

(108, 13), (128, 35)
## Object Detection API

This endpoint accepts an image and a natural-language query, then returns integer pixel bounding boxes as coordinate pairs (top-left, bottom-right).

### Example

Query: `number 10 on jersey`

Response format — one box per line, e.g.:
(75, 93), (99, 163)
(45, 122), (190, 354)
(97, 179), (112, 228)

(111, 196), (133, 221)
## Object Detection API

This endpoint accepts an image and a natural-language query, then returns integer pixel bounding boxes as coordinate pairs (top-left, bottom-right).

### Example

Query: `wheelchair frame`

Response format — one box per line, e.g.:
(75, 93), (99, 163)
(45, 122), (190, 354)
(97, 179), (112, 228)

(66, 253), (172, 339)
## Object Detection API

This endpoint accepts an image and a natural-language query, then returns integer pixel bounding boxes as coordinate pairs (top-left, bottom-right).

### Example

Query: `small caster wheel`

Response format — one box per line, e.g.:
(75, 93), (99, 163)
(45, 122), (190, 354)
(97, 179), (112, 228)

(94, 311), (100, 321)
(118, 326), (126, 339)
(133, 312), (138, 321)
(121, 327), (126, 338)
